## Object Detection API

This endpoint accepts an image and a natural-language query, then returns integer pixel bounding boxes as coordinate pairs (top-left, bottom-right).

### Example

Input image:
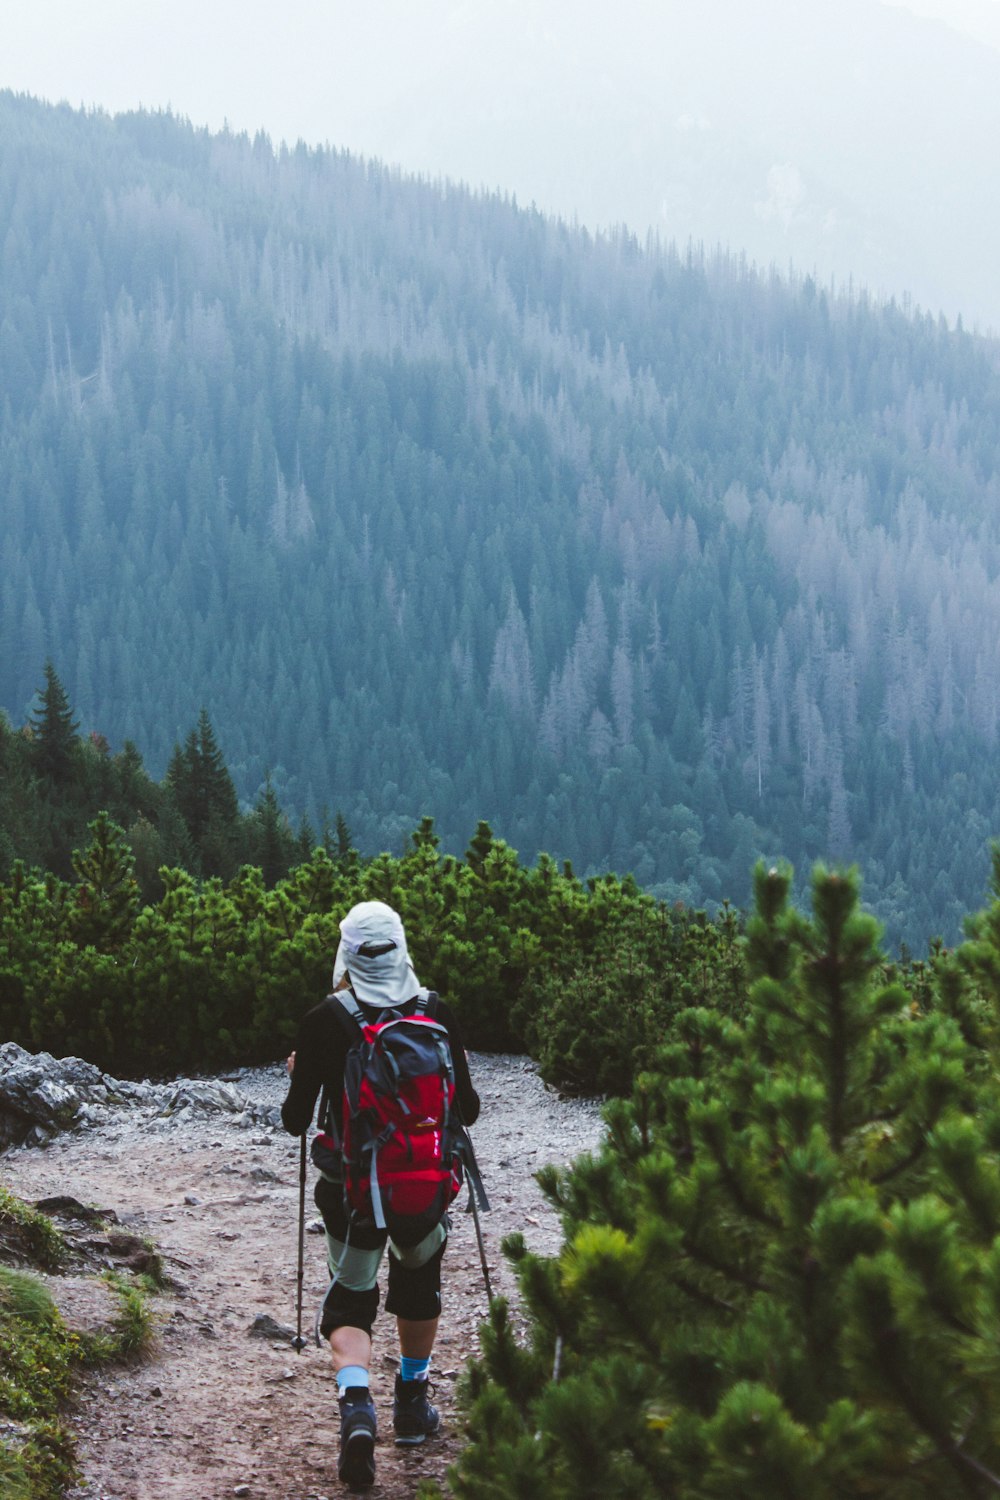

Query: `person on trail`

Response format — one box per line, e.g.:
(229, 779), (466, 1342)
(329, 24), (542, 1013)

(282, 899), (481, 1492)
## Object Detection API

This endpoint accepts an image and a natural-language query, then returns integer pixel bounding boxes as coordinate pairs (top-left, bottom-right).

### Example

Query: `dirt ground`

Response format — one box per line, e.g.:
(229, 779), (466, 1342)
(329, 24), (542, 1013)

(1, 1053), (604, 1500)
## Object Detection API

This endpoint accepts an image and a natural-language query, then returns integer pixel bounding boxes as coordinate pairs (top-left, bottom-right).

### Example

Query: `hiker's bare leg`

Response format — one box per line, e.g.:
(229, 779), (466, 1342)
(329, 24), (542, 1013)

(329, 1325), (372, 1373)
(397, 1315), (438, 1360)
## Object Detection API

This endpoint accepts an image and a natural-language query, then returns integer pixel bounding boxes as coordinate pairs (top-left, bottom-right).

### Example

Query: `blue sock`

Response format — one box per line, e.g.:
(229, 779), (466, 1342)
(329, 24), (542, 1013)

(336, 1365), (370, 1394)
(400, 1355), (430, 1384)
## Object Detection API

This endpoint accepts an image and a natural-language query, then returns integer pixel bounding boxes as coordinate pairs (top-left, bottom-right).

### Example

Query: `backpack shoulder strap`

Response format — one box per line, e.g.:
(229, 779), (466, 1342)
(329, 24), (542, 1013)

(414, 989), (438, 1018)
(315, 993), (365, 1135)
(330, 990), (366, 1030)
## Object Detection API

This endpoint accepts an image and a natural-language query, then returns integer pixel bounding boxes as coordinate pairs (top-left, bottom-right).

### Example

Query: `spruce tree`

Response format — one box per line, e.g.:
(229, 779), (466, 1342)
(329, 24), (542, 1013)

(28, 662), (79, 786)
(452, 865), (1000, 1497)
(165, 710), (240, 872)
(191, 708), (239, 833)
(253, 774), (291, 888)
(294, 813), (317, 866)
(334, 810), (359, 874)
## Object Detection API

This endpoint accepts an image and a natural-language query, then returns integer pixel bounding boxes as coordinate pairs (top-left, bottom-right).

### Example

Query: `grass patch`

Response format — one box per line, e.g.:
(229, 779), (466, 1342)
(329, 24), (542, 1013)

(0, 1268), (78, 1498)
(0, 1445), (32, 1500)
(0, 1191), (64, 1271)
(77, 1271), (154, 1365)
(0, 1192), (159, 1499)
(0, 1268), (75, 1414)
(135, 1237), (166, 1289)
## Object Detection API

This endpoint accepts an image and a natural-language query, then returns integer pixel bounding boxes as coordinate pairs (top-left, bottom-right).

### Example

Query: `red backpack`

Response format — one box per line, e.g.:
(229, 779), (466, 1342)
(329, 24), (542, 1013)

(312, 990), (487, 1245)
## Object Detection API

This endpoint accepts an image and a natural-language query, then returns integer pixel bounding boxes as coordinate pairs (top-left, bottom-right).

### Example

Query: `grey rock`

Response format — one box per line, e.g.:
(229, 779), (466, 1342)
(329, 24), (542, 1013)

(161, 1079), (246, 1115)
(248, 1313), (295, 1341)
(0, 1043), (119, 1149)
(34, 1195), (118, 1224)
(0, 1042), (282, 1152)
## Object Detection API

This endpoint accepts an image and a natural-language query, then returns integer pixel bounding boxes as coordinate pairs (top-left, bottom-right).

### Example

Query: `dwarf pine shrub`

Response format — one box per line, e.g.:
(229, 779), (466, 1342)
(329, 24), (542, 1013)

(451, 864), (1000, 1497)
(0, 813), (750, 1082)
(515, 896), (746, 1095)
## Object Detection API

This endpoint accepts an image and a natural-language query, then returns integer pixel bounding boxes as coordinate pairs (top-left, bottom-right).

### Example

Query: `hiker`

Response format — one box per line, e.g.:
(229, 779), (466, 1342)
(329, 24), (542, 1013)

(282, 899), (481, 1491)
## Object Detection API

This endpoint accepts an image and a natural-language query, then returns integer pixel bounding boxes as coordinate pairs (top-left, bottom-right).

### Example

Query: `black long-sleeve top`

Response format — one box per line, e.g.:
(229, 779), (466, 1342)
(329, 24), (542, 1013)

(281, 991), (481, 1138)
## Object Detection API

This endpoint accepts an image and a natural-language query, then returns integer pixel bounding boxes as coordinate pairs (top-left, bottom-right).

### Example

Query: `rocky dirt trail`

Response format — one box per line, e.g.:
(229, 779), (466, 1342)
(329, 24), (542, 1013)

(2, 1054), (605, 1500)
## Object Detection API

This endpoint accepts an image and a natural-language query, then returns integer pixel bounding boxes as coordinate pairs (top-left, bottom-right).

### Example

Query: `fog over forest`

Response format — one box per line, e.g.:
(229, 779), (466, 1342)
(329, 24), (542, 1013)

(5, 0), (1000, 330)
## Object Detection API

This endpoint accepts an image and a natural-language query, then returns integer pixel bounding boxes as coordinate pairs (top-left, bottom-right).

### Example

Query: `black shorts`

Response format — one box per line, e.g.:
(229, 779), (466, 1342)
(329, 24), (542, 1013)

(313, 1175), (448, 1337)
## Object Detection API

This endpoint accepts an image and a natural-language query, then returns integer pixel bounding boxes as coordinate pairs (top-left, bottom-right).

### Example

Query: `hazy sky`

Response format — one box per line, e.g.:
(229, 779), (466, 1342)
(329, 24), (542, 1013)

(4, 0), (999, 159)
(881, 0), (1000, 48)
(5, 1), (1000, 327)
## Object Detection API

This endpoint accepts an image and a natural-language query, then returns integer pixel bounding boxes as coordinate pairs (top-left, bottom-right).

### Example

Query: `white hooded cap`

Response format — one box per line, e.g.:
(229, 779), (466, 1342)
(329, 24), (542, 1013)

(332, 900), (422, 1009)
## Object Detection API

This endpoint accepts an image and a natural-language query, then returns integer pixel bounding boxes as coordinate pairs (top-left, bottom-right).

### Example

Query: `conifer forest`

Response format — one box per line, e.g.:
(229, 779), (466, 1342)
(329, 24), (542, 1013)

(4, 91), (1000, 952)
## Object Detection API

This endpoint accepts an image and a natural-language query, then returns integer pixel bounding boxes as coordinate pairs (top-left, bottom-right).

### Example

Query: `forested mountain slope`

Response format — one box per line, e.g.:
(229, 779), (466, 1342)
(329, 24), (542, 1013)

(3, 91), (1000, 950)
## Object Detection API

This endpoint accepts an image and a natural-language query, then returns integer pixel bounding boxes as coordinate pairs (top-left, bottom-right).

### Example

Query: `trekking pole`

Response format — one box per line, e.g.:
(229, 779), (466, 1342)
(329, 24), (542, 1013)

(457, 1119), (494, 1308)
(292, 1134), (307, 1353)
(468, 1182), (495, 1308)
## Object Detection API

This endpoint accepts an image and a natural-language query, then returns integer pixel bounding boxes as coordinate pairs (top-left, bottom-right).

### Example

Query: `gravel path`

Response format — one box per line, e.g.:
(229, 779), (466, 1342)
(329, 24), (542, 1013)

(2, 1053), (605, 1500)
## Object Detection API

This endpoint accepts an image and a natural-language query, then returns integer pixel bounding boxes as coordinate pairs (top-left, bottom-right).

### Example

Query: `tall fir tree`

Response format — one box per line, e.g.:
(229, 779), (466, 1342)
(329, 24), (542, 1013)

(334, 810), (359, 874)
(28, 662), (79, 786)
(253, 774), (291, 888)
(166, 709), (240, 872)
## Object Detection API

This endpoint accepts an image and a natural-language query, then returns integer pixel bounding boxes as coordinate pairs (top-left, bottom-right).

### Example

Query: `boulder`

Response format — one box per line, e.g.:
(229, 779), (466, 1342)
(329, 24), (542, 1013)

(0, 1042), (115, 1149)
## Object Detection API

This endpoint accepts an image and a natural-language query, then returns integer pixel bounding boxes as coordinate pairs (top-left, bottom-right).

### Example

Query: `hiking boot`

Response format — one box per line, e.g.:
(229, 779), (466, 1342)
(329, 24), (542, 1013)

(393, 1373), (441, 1446)
(338, 1386), (377, 1491)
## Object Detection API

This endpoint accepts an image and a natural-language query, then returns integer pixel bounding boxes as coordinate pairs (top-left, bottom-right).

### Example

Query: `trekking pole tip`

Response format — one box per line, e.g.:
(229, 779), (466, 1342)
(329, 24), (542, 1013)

(291, 1334), (307, 1352)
